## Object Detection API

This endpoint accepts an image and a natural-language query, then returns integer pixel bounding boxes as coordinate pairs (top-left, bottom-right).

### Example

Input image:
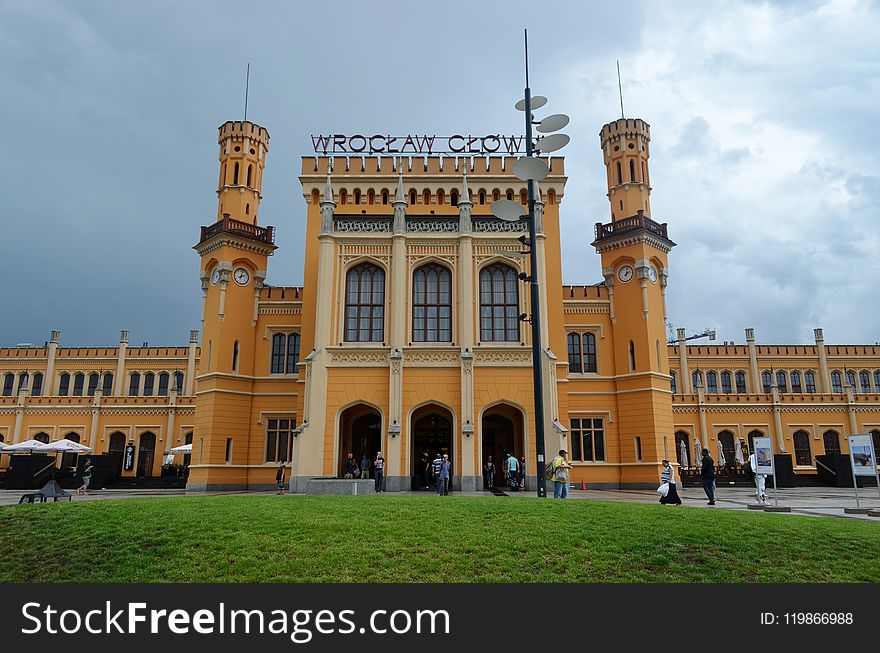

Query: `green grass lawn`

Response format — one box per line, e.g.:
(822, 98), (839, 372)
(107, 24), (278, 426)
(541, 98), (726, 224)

(0, 496), (877, 583)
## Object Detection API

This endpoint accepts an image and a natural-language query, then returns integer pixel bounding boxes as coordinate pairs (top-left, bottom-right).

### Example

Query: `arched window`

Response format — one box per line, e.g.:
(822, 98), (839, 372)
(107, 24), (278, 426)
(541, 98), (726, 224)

(412, 263), (452, 342)
(409, 189), (416, 205)
(670, 371), (677, 394)
(479, 263), (519, 342)
(506, 189), (514, 200)
(233, 162), (239, 185)
(871, 430), (880, 459)
(345, 263), (386, 342)
(567, 333), (581, 373)
(339, 189), (347, 205)
(774, 371), (787, 393)
(583, 333), (597, 373)
(246, 164), (252, 187)
(59, 372), (70, 396)
(157, 372), (170, 396)
(628, 341), (636, 371)
(73, 373), (85, 396)
(61, 432), (80, 469)
(245, 203), (249, 215)
(478, 190), (486, 205)
(520, 189), (527, 204)
(87, 372), (100, 396)
(846, 370), (856, 389)
(616, 161), (622, 185)
(128, 372), (140, 397)
(858, 371), (870, 393)
(368, 189), (375, 205)
(32, 372), (43, 397)
(354, 189), (361, 205)
(793, 430), (812, 466)
(174, 372), (184, 393)
(143, 372), (155, 396)
(823, 430), (840, 456)
(761, 370), (772, 393)
(16, 372), (29, 394)
(805, 371), (816, 393)
(102, 372), (113, 396)
(629, 159), (636, 182)
(423, 189), (430, 205)
(451, 189), (459, 206)
(735, 371), (746, 393)
(831, 371), (842, 393)
(286, 333), (300, 373)
(718, 431), (736, 467)
(692, 370), (702, 390)
(675, 431), (690, 467)
(437, 189), (445, 204)
(34, 432), (50, 444)
(706, 371), (718, 394)
(381, 189), (389, 205)
(642, 161), (647, 185)
(790, 371), (802, 393)
(874, 370), (880, 391)
(232, 341), (239, 373)
(720, 371), (732, 394)
(271, 334), (285, 374)
(747, 430), (764, 453)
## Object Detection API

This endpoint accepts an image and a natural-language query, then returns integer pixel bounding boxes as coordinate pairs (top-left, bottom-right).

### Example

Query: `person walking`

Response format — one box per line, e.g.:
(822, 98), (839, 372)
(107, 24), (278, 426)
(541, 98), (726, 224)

(518, 456), (526, 490)
(659, 459), (682, 505)
(483, 455), (495, 491)
(551, 449), (572, 499)
(344, 452), (358, 479)
(506, 452), (519, 490)
(748, 451), (767, 504)
(374, 452), (385, 492)
(421, 451), (431, 490)
(700, 449), (716, 505)
(437, 454), (451, 496)
(77, 458), (93, 495)
(432, 452), (443, 490)
(275, 463), (287, 495)
(360, 453), (370, 480)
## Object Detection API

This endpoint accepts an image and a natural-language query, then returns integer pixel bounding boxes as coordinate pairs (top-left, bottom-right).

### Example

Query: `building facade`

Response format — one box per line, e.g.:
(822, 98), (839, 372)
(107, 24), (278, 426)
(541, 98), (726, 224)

(2, 116), (879, 490)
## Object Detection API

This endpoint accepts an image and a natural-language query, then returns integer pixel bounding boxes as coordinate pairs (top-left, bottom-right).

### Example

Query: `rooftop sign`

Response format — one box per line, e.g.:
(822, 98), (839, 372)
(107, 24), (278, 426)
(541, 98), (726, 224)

(311, 134), (528, 156)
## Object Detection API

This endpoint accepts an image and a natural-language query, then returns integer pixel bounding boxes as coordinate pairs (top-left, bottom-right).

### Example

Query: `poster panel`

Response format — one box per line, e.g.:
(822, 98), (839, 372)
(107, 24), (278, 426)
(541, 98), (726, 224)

(848, 434), (877, 477)
(753, 437), (774, 475)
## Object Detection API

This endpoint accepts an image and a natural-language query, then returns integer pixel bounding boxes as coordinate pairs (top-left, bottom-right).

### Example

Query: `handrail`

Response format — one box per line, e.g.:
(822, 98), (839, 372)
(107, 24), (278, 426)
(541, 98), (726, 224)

(594, 210), (669, 242)
(199, 216), (274, 245)
(815, 458), (836, 476)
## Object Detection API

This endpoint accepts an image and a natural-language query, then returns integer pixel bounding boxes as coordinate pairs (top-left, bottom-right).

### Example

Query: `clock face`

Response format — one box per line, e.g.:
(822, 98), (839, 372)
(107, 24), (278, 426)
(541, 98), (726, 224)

(648, 266), (658, 283)
(617, 265), (634, 283)
(210, 269), (220, 285)
(233, 267), (250, 286)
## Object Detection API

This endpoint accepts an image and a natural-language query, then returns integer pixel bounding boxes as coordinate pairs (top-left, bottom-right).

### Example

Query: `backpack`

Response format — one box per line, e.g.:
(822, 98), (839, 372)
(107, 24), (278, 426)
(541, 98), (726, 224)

(545, 461), (555, 480)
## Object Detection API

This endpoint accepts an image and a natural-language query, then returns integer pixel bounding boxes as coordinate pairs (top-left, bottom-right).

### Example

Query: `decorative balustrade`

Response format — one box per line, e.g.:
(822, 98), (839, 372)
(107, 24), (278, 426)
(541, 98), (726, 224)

(594, 210), (668, 242)
(199, 216), (275, 245)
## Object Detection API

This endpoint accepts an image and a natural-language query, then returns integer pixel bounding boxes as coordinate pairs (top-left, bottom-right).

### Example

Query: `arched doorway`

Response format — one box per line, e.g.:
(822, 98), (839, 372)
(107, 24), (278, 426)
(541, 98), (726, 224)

(61, 433), (80, 469)
(674, 431), (690, 468)
(108, 432), (126, 475)
(411, 404), (454, 490)
(481, 404), (524, 490)
(718, 431), (736, 468)
(338, 404), (382, 477)
(137, 432), (156, 478)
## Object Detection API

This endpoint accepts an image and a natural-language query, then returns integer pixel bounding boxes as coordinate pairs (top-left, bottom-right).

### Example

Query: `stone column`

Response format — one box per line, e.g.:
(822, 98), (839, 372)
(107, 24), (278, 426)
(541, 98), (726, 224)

(845, 381), (857, 436)
(770, 380), (786, 452)
(457, 175), (477, 491)
(696, 378), (708, 447)
(45, 330), (60, 396)
(677, 328), (690, 395)
(165, 390), (178, 447)
(386, 173), (408, 487)
(814, 328), (830, 394)
(12, 389), (27, 444)
(746, 328), (760, 393)
(185, 330), (198, 396)
(88, 390), (102, 451)
(602, 269), (616, 324)
(114, 330), (129, 396)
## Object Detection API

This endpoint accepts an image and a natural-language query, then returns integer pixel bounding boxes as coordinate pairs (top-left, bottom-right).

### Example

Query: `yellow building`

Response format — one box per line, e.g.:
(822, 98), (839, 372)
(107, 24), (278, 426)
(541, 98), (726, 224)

(2, 116), (879, 491)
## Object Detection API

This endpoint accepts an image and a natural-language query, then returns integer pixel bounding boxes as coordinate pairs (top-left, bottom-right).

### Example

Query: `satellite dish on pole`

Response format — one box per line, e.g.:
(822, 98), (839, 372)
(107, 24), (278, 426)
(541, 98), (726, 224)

(513, 156), (550, 181)
(536, 113), (570, 133)
(534, 133), (570, 153)
(491, 199), (526, 222)
(515, 95), (547, 111)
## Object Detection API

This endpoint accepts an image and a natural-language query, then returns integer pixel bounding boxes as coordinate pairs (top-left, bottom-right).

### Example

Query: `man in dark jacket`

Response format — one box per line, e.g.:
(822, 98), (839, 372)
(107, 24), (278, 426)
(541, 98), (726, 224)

(700, 449), (717, 505)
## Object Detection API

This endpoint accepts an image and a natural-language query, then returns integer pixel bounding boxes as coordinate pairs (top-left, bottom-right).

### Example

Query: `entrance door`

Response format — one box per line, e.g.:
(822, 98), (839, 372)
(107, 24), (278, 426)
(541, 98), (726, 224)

(412, 410), (453, 491)
(108, 432), (126, 475)
(137, 432), (156, 478)
(338, 405), (382, 477)
(482, 414), (516, 489)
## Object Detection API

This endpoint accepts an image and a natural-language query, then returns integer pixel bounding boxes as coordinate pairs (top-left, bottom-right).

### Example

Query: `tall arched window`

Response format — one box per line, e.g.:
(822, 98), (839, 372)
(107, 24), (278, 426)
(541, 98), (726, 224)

(412, 263), (452, 342)
(845, 369), (856, 389)
(629, 159), (636, 182)
(409, 189), (416, 205)
(793, 430), (812, 466)
(17, 372), (29, 394)
(381, 189), (389, 205)
(616, 161), (622, 184)
(718, 431), (736, 466)
(450, 189), (458, 206)
(32, 372), (43, 397)
(805, 371), (816, 393)
(174, 372), (184, 393)
(567, 333), (581, 373)
(478, 190), (486, 205)
(233, 162), (239, 185)
(73, 373), (85, 396)
(271, 334), (286, 374)
(790, 371), (802, 393)
(874, 370), (880, 391)
(479, 263), (519, 342)
(345, 263), (386, 342)
(776, 370), (788, 393)
(423, 189), (431, 205)
(670, 371), (677, 394)
(720, 371), (732, 394)
(822, 430), (840, 456)
(232, 341), (239, 373)
(286, 334), (300, 373)
(506, 189), (514, 200)
(59, 372), (70, 396)
(583, 333), (597, 373)
(437, 189), (445, 205)
(858, 370), (870, 393)
(354, 189), (361, 205)
(628, 341), (636, 371)
(340, 189), (347, 205)
(761, 370), (772, 393)
(368, 189), (375, 205)
(706, 371), (718, 394)
(100, 372), (113, 396)
(246, 164), (252, 187)
(157, 372), (170, 396)
(143, 372), (155, 396)
(735, 371), (746, 393)
(831, 371), (842, 393)
(87, 372), (100, 396)
(128, 372), (140, 396)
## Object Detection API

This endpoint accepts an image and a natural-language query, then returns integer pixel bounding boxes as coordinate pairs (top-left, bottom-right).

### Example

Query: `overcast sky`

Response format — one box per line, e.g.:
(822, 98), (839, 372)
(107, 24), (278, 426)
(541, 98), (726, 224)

(1, 0), (877, 347)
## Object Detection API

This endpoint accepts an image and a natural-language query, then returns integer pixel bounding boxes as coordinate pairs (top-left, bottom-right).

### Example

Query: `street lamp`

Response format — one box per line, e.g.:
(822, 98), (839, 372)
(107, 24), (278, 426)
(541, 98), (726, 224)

(491, 29), (570, 498)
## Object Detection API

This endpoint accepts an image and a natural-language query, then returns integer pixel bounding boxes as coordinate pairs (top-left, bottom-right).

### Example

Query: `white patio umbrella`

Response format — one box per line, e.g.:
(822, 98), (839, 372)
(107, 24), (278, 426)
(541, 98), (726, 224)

(0, 439), (51, 453)
(735, 441), (745, 465)
(169, 443), (192, 454)
(717, 441), (727, 466)
(42, 440), (92, 453)
(694, 439), (703, 465)
(679, 439), (689, 468)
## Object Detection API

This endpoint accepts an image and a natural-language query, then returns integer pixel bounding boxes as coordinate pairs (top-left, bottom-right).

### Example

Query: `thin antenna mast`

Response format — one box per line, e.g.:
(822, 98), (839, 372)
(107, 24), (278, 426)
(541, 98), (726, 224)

(244, 63), (250, 122)
(617, 60), (625, 119)
(524, 29), (529, 87)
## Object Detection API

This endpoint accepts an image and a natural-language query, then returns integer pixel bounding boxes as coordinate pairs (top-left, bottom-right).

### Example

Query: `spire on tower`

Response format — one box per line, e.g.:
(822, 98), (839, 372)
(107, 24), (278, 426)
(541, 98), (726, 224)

(459, 170), (472, 205)
(395, 166), (406, 204)
(321, 169), (334, 205)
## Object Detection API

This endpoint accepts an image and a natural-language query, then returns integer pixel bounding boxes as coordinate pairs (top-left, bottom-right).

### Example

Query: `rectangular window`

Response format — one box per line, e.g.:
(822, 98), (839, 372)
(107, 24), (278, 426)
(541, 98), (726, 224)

(569, 418), (605, 462)
(805, 372), (816, 393)
(635, 436), (642, 462)
(567, 334), (581, 373)
(225, 438), (233, 464)
(583, 333), (597, 373)
(265, 418), (294, 463)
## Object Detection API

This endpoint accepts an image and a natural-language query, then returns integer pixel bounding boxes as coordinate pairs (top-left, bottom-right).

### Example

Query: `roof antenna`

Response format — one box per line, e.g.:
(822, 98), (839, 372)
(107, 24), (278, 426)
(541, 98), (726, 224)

(243, 63), (250, 122)
(616, 60), (625, 119)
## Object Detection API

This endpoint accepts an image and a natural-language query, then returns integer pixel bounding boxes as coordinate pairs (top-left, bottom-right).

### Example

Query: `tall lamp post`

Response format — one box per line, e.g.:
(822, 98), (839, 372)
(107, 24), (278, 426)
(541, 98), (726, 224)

(491, 30), (570, 498)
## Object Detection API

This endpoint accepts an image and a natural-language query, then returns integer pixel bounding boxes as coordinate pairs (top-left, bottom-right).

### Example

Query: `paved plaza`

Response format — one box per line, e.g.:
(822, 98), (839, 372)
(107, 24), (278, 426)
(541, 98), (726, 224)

(0, 485), (878, 520)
